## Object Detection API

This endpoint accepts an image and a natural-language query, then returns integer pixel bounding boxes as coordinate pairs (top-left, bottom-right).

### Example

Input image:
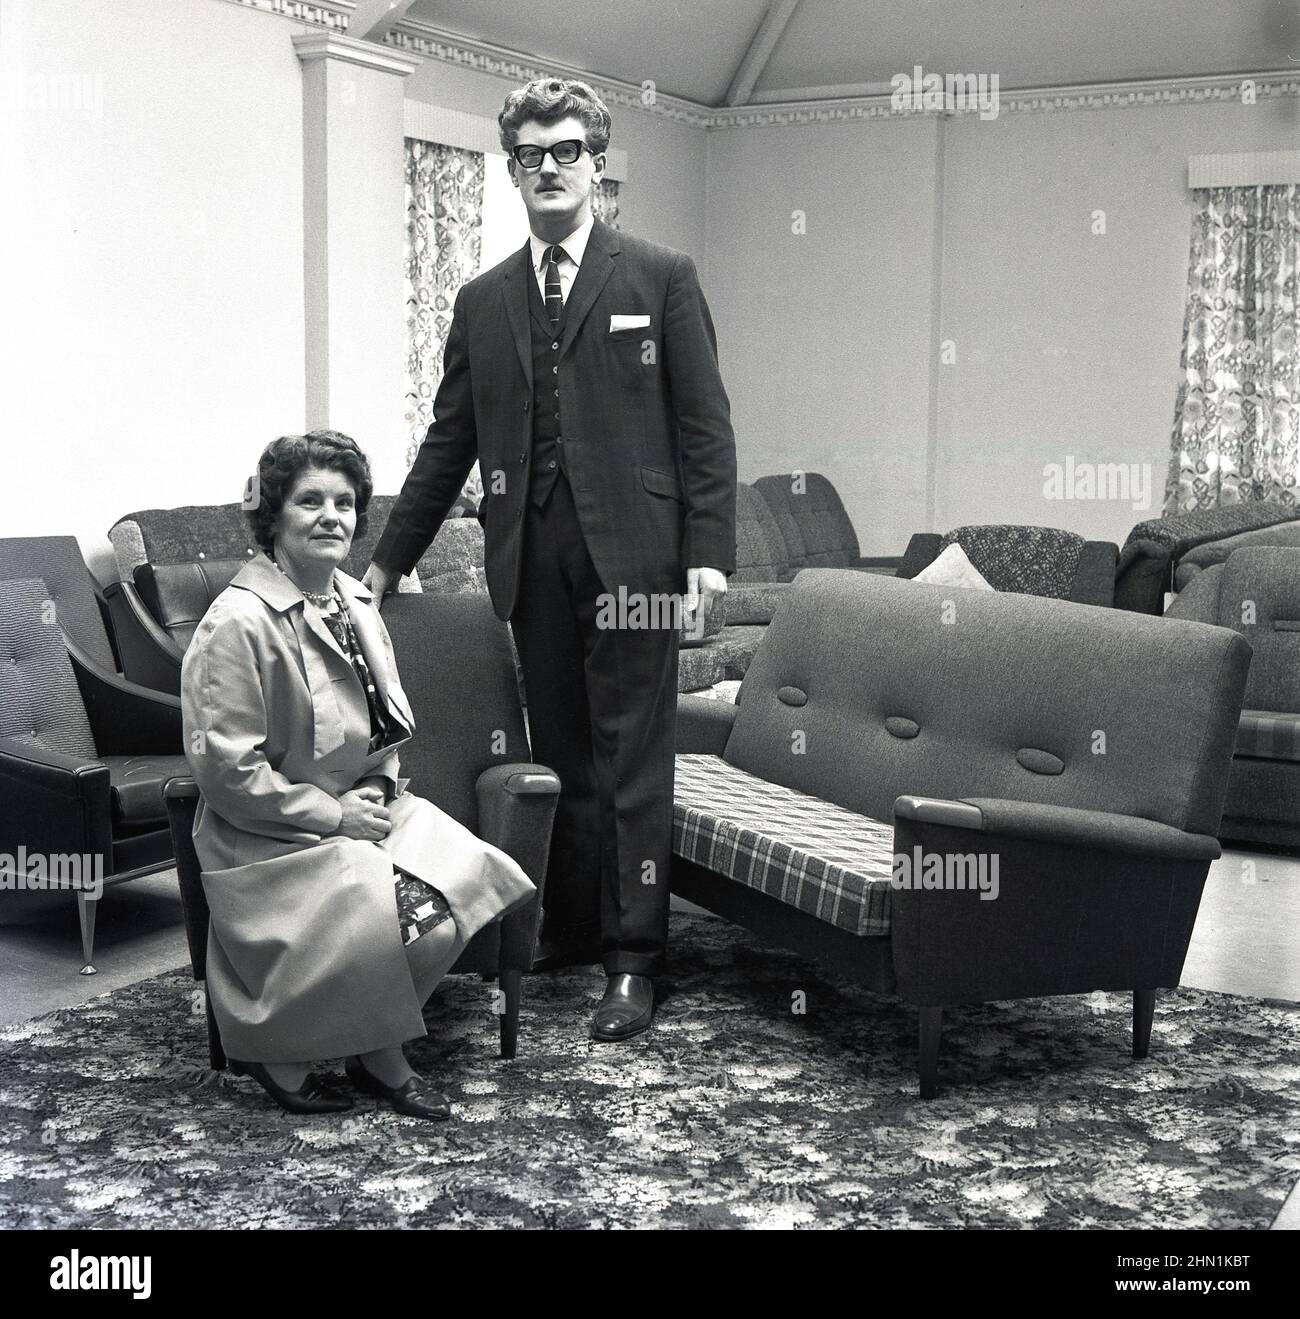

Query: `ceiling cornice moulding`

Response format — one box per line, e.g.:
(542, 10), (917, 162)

(387, 19), (715, 128)
(214, 2), (1300, 128)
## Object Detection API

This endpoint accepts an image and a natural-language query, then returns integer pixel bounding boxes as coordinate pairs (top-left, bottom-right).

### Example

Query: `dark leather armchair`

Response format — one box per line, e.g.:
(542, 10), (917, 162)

(105, 500), (489, 696)
(164, 591), (560, 1066)
(0, 569), (186, 973)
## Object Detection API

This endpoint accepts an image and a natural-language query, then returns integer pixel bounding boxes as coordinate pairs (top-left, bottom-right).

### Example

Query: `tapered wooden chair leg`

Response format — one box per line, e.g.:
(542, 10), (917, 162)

(1132, 988), (1156, 1059)
(918, 1005), (943, 1099)
(205, 992), (226, 1072)
(499, 969), (522, 1060)
(77, 890), (99, 975)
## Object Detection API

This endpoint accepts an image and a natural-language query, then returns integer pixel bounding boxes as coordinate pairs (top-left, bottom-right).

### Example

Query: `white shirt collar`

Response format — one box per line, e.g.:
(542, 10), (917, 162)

(529, 212), (595, 273)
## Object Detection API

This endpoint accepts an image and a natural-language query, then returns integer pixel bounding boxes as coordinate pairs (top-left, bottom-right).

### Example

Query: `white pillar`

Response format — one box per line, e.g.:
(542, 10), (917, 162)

(293, 31), (419, 492)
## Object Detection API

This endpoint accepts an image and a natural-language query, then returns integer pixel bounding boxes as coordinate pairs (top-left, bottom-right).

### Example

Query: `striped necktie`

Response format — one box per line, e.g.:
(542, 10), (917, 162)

(543, 245), (567, 326)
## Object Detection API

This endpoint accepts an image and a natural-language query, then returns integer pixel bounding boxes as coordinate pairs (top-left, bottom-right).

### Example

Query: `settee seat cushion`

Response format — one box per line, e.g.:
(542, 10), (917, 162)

(673, 753), (895, 937)
(1235, 711), (1300, 764)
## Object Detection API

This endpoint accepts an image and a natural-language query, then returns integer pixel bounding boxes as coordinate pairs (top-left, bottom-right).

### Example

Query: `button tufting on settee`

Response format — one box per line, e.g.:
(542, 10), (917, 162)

(1016, 747), (1064, 775)
(884, 716), (919, 739)
(777, 685), (807, 706)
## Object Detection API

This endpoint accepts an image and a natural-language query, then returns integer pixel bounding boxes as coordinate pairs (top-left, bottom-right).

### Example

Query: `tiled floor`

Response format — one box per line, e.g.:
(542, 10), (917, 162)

(2, 846), (1297, 1225)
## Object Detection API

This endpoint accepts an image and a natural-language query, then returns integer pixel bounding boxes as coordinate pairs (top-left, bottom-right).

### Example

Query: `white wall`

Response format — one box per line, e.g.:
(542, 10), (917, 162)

(703, 93), (1300, 554)
(0, 0), (308, 577)
(704, 115), (941, 555)
(935, 95), (1300, 546)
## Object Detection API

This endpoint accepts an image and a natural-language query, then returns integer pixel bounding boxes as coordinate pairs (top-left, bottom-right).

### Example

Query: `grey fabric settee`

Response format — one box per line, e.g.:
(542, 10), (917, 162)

(1166, 547), (1300, 847)
(673, 570), (1250, 1097)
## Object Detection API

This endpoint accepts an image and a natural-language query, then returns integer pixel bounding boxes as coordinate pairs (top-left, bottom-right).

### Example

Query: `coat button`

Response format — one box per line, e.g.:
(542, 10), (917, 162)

(547, 460), (557, 469)
(552, 365), (558, 374)
(552, 341), (560, 350)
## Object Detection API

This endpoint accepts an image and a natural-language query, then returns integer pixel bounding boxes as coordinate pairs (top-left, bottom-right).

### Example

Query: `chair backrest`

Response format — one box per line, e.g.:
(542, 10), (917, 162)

(0, 537), (117, 671)
(940, 524), (1086, 599)
(135, 559), (248, 651)
(415, 518), (488, 595)
(111, 498), (398, 581)
(754, 472), (861, 570)
(377, 593), (530, 830)
(0, 577), (97, 759)
(1212, 547), (1300, 711)
(1123, 501), (1300, 559)
(723, 570), (1250, 838)
(733, 484), (790, 582)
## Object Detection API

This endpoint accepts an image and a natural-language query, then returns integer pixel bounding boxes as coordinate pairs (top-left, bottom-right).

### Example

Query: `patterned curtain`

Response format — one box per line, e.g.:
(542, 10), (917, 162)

(1165, 184), (1300, 513)
(404, 140), (485, 475)
(593, 178), (621, 228)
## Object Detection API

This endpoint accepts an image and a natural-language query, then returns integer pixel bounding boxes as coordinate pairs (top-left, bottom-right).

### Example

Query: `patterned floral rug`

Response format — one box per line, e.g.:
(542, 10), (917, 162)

(2, 914), (1298, 1229)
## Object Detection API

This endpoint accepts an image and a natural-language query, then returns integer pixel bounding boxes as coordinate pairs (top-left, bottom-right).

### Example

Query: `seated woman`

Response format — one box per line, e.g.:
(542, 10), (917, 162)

(180, 430), (534, 1121)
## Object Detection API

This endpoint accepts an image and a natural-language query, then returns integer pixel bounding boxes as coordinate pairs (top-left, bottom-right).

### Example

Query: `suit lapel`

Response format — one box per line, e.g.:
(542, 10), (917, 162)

(560, 220), (618, 359)
(501, 241), (533, 387)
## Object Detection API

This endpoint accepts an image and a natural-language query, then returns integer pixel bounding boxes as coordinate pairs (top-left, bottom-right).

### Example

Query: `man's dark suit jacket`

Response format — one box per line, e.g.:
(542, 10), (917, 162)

(373, 219), (737, 620)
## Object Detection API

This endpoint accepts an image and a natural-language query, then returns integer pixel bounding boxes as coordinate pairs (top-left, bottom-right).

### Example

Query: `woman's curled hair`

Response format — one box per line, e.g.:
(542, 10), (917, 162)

(244, 429), (373, 556)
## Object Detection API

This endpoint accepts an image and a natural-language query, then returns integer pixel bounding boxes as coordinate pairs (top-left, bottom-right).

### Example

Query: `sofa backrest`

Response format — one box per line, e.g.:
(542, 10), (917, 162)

(753, 473), (860, 569)
(1212, 547), (1300, 711)
(733, 484), (790, 582)
(722, 570), (1250, 838)
(1123, 501), (1300, 558)
(416, 518), (488, 595)
(938, 524), (1086, 599)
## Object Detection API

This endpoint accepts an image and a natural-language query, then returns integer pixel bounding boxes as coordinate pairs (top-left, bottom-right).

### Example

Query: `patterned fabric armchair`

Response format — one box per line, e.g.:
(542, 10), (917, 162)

(897, 524), (1118, 606)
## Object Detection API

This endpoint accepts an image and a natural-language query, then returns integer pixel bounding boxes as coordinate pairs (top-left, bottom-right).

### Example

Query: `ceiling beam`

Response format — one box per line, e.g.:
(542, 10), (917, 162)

(350, 0), (421, 44)
(722, 0), (801, 107)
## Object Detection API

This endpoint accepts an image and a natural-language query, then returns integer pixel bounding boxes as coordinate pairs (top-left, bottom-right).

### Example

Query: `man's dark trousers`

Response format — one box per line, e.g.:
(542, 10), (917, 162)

(513, 469), (679, 979)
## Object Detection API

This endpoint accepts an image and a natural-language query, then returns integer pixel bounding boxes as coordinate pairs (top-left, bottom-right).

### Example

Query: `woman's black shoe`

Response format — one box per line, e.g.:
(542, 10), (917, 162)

(344, 1056), (452, 1121)
(229, 1059), (354, 1114)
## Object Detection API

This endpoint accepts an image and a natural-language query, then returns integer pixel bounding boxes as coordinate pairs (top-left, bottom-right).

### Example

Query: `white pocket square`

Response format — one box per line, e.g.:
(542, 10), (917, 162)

(609, 314), (650, 333)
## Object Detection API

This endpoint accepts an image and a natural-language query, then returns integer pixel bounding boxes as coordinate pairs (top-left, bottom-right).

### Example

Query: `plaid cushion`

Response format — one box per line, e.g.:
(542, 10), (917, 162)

(1235, 711), (1300, 763)
(673, 754), (895, 937)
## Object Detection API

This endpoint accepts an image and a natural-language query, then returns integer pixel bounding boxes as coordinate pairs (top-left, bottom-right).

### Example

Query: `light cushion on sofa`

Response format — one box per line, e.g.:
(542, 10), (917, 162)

(912, 543), (994, 591)
(673, 753), (895, 937)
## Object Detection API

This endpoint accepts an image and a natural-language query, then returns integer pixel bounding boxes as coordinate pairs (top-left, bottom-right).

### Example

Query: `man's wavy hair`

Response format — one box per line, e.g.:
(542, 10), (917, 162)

(245, 430), (373, 557)
(498, 77), (612, 155)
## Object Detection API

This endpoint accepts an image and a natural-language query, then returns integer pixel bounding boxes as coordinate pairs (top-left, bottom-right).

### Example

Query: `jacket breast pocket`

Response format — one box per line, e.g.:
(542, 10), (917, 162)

(641, 466), (684, 502)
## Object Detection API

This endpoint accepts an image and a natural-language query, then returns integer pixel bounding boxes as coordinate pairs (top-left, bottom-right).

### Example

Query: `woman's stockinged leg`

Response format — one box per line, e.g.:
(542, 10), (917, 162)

(356, 919), (462, 1089)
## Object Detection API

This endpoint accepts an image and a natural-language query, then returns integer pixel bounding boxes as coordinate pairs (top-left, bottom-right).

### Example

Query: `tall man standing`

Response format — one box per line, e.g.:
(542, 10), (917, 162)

(366, 78), (736, 1042)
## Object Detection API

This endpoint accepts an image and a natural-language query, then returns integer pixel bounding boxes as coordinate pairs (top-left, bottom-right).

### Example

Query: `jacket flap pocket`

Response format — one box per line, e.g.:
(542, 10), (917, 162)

(641, 466), (683, 501)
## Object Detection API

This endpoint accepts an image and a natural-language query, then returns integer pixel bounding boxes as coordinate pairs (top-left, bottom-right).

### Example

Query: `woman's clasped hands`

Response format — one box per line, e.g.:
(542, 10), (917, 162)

(332, 784), (392, 841)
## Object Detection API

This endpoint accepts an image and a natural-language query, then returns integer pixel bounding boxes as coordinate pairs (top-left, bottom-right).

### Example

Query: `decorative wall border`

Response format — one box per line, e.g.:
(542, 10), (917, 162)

(214, 0), (1300, 129)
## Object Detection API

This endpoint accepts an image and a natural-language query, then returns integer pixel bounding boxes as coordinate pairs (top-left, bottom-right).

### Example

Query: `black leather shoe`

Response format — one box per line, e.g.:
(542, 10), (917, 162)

(532, 922), (602, 972)
(591, 973), (655, 1042)
(229, 1060), (354, 1114)
(344, 1057), (451, 1121)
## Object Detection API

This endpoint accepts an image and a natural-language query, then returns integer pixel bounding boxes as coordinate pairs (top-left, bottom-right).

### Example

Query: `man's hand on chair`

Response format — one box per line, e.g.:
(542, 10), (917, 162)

(362, 563), (399, 611)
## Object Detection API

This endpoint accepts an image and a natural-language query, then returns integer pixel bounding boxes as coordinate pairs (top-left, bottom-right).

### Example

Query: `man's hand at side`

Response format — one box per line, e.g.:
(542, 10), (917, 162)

(684, 566), (728, 634)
